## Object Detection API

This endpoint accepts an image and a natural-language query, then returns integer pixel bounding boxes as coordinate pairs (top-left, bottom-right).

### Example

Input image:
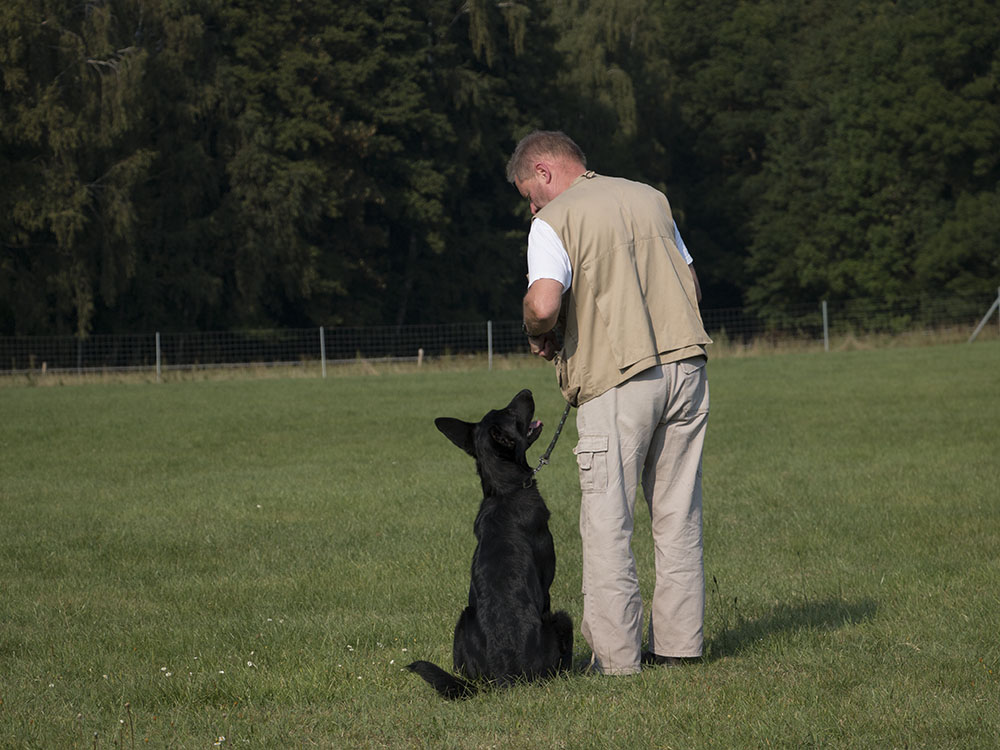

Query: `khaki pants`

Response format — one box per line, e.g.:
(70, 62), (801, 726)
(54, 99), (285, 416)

(574, 357), (709, 675)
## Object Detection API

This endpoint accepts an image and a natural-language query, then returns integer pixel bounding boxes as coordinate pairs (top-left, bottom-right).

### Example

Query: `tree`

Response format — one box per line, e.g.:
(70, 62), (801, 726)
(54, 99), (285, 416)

(361, 0), (561, 327)
(3, 0), (997, 336)
(657, 0), (798, 309)
(1, 0), (152, 335)
(744, 0), (1000, 317)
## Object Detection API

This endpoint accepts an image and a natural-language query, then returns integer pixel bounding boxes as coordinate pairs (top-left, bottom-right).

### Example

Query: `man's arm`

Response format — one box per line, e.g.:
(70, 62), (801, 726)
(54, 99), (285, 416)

(523, 278), (564, 360)
(523, 278), (562, 333)
(690, 264), (702, 304)
(673, 223), (701, 304)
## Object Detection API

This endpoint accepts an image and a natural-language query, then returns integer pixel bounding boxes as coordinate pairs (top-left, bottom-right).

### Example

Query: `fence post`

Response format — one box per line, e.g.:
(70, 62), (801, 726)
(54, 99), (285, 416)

(822, 300), (829, 352)
(319, 326), (327, 378)
(155, 332), (161, 383)
(487, 321), (493, 371)
(968, 288), (1000, 344)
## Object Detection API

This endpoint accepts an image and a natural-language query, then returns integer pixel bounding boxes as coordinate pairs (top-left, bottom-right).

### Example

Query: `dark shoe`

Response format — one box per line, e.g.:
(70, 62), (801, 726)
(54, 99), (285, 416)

(575, 653), (599, 675)
(641, 651), (698, 668)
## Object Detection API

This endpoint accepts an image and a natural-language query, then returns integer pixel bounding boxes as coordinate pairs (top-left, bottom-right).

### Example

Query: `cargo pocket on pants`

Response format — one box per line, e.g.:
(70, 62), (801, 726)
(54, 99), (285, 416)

(574, 435), (609, 493)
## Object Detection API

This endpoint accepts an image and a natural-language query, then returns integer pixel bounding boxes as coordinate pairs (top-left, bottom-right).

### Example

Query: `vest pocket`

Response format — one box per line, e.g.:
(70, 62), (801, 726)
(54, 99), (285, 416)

(574, 435), (609, 493)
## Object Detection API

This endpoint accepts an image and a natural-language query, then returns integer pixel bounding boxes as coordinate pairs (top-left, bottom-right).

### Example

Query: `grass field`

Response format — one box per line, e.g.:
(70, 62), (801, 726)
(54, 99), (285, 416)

(1, 342), (998, 748)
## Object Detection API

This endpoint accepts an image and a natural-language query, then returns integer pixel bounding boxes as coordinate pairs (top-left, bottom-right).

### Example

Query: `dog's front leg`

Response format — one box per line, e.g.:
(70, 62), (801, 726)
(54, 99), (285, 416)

(452, 607), (488, 681)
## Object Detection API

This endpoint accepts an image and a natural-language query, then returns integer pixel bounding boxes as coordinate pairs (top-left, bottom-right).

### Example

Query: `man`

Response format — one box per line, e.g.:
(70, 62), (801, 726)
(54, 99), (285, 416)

(507, 130), (711, 675)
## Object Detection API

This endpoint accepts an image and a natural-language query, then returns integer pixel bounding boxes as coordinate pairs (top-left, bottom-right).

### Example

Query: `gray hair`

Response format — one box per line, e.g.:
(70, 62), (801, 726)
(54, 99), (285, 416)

(506, 130), (587, 183)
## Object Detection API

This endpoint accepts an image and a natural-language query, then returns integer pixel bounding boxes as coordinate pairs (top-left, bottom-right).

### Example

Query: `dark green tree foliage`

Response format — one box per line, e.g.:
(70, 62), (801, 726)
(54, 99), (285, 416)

(743, 0), (1000, 316)
(1, 0), (153, 335)
(1, 0), (998, 335)
(116, 0), (232, 332)
(215, 0), (382, 328)
(340, 0), (562, 327)
(412, 1), (562, 324)
(662, 0), (807, 308)
(1, 0), (556, 333)
(549, 0), (644, 160)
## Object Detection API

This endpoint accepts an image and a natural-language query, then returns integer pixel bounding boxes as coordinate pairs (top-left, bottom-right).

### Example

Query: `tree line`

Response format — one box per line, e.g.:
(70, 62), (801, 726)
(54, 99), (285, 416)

(2, 0), (998, 336)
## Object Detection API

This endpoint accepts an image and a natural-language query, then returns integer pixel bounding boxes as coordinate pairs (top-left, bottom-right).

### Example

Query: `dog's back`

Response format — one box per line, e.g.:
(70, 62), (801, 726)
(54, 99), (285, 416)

(408, 390), (573, 698)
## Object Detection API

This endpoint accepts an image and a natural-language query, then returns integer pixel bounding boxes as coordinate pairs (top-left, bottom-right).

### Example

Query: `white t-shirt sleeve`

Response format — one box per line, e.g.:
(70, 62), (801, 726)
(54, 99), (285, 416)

(674, 223), (694, 265)
(526, 219), (572, 290)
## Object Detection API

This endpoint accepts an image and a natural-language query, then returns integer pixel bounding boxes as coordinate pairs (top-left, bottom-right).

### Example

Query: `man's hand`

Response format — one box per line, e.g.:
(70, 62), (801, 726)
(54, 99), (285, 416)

(527, 331), (559, 361)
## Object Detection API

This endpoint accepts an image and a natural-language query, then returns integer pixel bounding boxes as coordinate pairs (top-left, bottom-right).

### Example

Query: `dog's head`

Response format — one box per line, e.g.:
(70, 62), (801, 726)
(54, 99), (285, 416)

(435, 389), (543, 469)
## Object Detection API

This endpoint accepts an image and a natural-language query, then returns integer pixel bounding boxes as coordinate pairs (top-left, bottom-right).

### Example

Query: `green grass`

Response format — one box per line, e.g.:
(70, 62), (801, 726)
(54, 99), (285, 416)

(1, 343), (998, 748)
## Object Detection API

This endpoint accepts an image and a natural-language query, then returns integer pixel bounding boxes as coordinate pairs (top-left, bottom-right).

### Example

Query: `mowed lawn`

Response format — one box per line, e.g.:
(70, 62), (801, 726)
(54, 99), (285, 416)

(1, 343), (998, 748)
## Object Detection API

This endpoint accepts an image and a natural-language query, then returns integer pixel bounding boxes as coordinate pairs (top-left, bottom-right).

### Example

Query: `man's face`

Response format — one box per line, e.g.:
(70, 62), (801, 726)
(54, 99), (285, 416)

(515, 170), (549, 215)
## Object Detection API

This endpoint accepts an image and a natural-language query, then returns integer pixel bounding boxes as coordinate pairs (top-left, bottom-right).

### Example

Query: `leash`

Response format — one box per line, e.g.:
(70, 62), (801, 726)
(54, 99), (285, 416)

(532, 401), (573, 475)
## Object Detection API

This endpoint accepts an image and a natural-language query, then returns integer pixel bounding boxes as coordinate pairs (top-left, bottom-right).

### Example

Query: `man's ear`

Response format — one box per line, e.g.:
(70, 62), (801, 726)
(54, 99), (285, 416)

(435, 417), (476, 457)
(534, 161), (552, 184)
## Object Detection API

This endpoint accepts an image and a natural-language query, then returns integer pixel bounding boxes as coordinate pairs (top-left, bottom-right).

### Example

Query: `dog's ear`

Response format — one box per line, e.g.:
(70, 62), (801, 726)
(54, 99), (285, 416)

(489, 425), (516, 452)
(435, 417), (476, 456)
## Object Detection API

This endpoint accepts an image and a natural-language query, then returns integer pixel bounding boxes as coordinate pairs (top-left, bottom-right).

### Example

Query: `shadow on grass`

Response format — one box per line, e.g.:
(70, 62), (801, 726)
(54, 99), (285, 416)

(705, 595), (879, 661)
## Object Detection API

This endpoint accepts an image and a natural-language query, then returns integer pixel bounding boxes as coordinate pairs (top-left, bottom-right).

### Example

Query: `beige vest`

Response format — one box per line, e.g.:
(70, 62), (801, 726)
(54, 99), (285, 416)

(536, 172), (712, 406)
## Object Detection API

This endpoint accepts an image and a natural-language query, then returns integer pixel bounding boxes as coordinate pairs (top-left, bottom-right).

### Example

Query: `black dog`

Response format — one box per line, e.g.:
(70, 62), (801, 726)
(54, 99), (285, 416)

(408, 389), (574, 699)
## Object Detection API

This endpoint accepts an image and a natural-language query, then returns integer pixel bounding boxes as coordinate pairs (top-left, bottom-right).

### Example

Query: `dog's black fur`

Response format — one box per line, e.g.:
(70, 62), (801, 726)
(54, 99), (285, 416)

(407, 389), (574, 699)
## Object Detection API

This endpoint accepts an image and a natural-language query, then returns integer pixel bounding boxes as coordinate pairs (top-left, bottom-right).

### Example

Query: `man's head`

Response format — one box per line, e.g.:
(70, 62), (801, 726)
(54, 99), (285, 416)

(507, 131), (587, 214)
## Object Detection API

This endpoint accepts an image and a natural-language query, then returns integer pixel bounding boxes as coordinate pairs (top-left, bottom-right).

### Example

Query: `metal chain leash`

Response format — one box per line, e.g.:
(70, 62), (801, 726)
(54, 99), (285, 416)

(532, 401), (573, 475)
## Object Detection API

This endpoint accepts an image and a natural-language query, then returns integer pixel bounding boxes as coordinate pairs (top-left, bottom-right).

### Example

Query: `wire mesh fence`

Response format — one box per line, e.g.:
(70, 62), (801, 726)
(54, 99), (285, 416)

(1, 293), (997, 377)
(703, 295), (1000, 344)
(0, 322), (529, 375)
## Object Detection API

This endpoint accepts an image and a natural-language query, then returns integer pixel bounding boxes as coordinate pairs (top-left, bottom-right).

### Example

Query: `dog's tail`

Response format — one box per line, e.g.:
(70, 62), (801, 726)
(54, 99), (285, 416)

(406, 660), (478, 700)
